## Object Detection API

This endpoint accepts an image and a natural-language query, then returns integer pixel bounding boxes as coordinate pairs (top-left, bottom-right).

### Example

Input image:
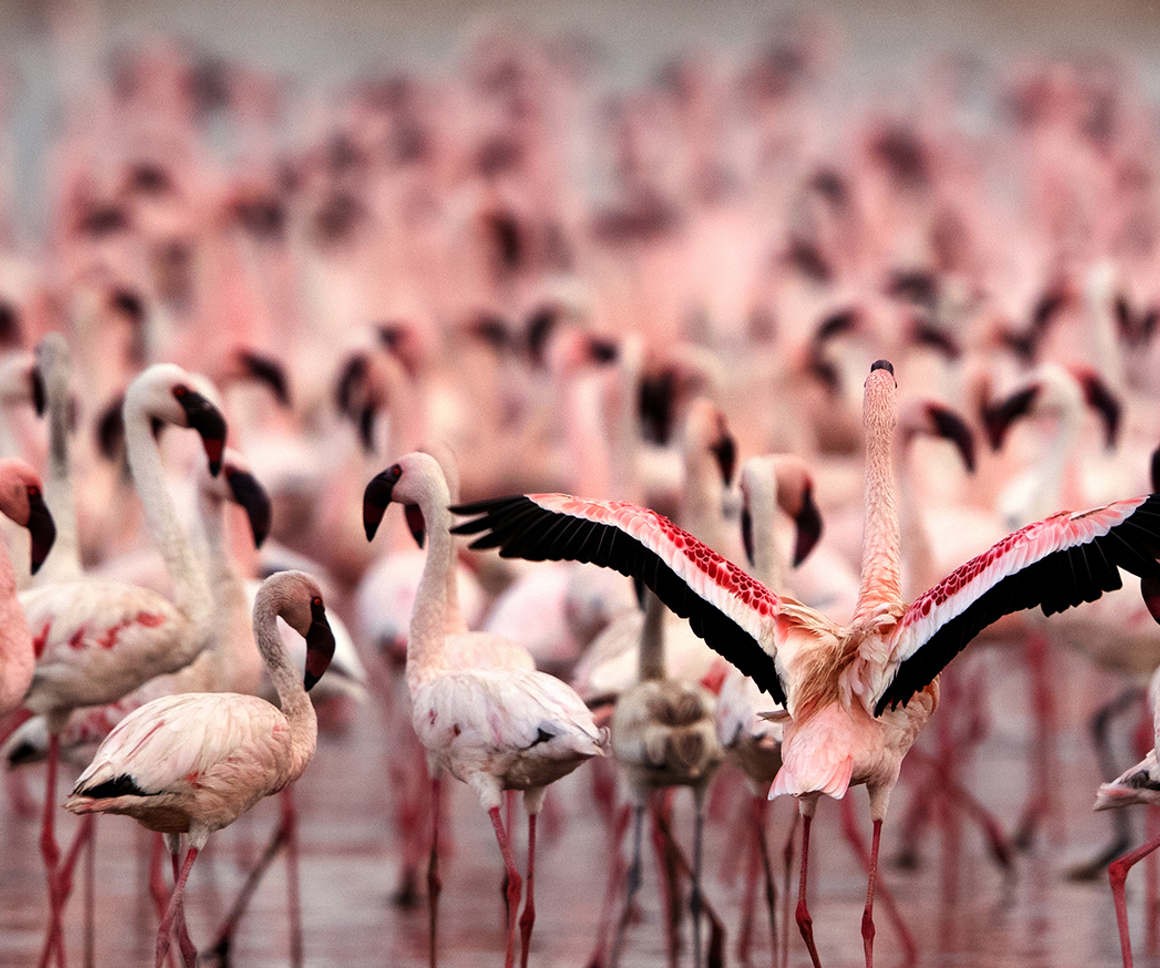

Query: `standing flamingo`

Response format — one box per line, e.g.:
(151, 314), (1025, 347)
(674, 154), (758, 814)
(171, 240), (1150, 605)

(454, 359), (1160, 968)
(20, 363), (227, 967)
(363, 451), (603, 968)
(63, 570), (336, 968)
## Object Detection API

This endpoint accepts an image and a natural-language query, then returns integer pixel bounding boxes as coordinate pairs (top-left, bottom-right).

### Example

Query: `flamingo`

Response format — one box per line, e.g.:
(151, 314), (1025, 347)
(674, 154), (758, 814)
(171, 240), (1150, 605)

(19, 362), (227, 967)
(62, 569), (337, 968)
(454, 358), (1160, 968)
(0, 459), (55, 715)
(362, 451), (603, 968)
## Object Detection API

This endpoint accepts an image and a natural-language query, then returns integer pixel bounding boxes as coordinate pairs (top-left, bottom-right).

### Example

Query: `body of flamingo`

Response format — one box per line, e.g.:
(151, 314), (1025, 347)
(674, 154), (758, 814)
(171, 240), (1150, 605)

(19, 363), (227, 967)
(363, 451), (602, 968)
(63, 570), (336, 968)
(454, 360), (1160, 968)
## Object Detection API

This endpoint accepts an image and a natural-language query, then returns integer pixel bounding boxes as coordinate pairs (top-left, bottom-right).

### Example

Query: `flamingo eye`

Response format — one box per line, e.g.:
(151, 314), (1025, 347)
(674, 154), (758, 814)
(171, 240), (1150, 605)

(173, 385), (188, 398)
(26, 485), (39, 498)
(312, 596), (323, 607)
(390, 464), (402, 478)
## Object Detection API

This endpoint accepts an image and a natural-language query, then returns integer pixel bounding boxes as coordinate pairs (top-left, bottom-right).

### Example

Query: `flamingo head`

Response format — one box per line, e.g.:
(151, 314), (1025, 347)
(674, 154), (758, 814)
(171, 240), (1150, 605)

(267, 571), (337, 692)
(900, 401), (976, 472)
(363, 452), (445, 547)
(125, 364), (228, 475)
(199, 448), (272, 549)
(0, 459), (55, 574)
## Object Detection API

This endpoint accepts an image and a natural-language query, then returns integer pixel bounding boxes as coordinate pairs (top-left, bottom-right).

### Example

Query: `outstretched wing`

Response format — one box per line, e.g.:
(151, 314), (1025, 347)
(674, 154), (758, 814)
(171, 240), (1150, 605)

(877, 495), (1160, 715)
(452, 494), (799, 703)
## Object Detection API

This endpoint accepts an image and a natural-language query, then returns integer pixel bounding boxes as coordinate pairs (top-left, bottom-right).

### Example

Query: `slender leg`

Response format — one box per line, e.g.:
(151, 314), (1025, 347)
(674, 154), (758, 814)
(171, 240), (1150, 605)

(839, 799), (917, 968)
(650, 794), (682, 968)
(861, 820), (882, 968)
(737, 797), (762, 964)
(1015, 630), (1058, 851)
(282, 790), (303, 968)
(586, 802), (631, 968)
(754, 800), (778, 968)
(651, 805), (726, 968)
(38, 736), (63, 968)
(428, 775), (442, 968)
(83, 818), (95, 968)
(519, 811), (538, 968)
(796, 807), (822, 968)
(210, 790), (296, 964)
(488, 806), (523, 968)
(167, 837), (197, 968)
(781, 812), (798, 968)
(156, 848), (200, 968)
(611, 805), (645, 968)
(691, 793), (707, 968)
(1110, 834), (1160, 968)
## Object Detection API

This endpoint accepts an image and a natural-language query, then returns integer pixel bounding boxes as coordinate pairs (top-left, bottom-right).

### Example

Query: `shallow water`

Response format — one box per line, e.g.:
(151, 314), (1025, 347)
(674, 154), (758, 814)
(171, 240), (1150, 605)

(0, 642), (1154, 968)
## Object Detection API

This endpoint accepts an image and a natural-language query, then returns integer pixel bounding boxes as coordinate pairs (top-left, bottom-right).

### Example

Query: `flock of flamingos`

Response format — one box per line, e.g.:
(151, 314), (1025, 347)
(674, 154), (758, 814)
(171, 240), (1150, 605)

(7, 16), (1160, 968)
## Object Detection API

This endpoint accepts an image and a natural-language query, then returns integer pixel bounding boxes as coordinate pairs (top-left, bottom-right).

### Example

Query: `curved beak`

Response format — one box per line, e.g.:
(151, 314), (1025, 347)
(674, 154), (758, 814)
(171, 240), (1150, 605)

(741, 505), (755, 567)
(363, 468), (400, 542)
(304, 598), (337, 692)
(25, 489), (56, 575)
(711, 431), (737, 487)
(178, 392), (227, 476)
(236, 351), (292, 407)
(1074, 371), (1122, 450)
(792, 484), (823, 567)
(926, 404), (977, 473)
(981, 385), (1039, 451)
(30, 367), (46, 417)
(225, 467), (273, 549)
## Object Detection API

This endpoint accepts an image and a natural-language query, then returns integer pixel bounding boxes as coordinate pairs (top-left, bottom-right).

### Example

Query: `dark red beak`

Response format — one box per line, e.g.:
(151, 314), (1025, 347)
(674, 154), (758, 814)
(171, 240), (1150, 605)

(304, 597), (337, 692)
(25, 488), (56, 575)
(177, 391), (228, 476)
(363, 465), (402, 541)
(225, 467), (273, 549)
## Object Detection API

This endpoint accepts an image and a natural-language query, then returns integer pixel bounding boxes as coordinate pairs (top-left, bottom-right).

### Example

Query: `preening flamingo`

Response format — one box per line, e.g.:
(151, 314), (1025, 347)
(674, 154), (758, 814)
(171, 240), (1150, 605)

(63, 570), (337, 968)
(454, 359), (1160, 968)
(20, 362), (227, 967)
(363, 451), (603, 968)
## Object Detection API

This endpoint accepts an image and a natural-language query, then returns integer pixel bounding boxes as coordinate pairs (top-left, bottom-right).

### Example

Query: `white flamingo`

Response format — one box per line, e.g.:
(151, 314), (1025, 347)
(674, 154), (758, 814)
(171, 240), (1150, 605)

(363, 451), (603, 968)
(19, 362), (227, 967)
(63, 570), (336, 968)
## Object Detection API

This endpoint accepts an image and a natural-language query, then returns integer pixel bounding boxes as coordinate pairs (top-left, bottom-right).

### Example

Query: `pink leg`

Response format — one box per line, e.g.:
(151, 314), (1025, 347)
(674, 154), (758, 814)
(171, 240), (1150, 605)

(781, 812), (799, 968)
(861, 820), (882, 968)
(519, 812), (538, 968)
(754, 799), (778, 968)
(796, 812), (822, 968)
(156, 848), (199, 968)
(1110, 834), (1160, 968)
(586, 802), (631, 968)
(838, 799), (917, 968)
(737, 797), (763, 964)
(38, 735), (63, 968)
(611, 804), (646, 968)
(650, 793), (682, 968)
(167, 840), (197, 968)
(83, 818), (95, 968)
(428, 775), (442, 968)
(488, 805), (523, 968)
(282, 791), (303, 968)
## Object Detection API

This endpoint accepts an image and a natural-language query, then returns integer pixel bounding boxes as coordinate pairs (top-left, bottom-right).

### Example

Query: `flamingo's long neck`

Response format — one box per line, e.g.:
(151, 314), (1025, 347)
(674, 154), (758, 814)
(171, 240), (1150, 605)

(41, 352), (81, 582)
(124, 403), (214, 646)
(197, 488), (262, 697)
(638, 589), (667, 681)
(407, 466), (453, 694)
(854, 372), (902, 623)
(747, 461), (787, 594)
(252, 588), (316, 780)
